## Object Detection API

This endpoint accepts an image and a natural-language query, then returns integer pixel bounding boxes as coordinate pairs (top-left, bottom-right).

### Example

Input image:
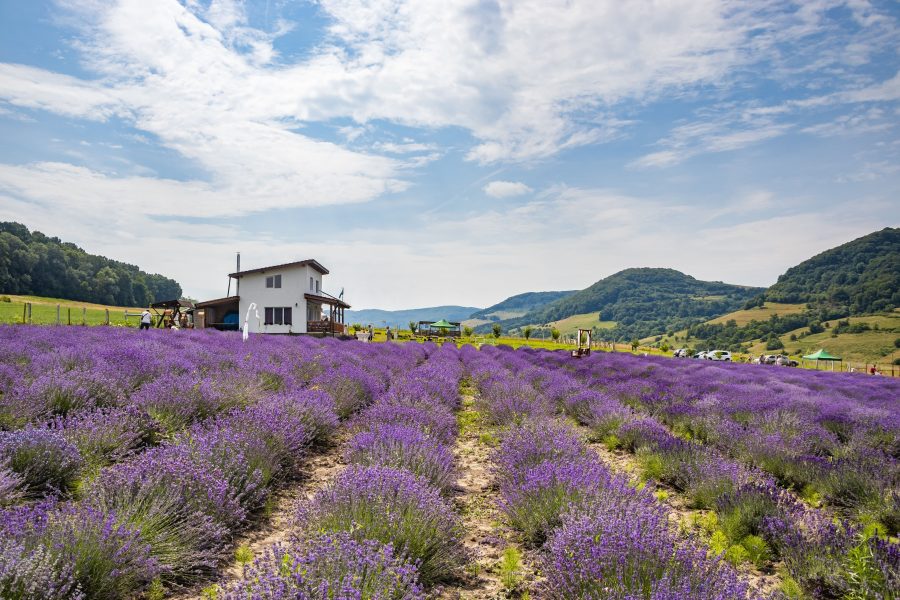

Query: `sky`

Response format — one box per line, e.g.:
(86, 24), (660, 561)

(0, 0), (898, 311)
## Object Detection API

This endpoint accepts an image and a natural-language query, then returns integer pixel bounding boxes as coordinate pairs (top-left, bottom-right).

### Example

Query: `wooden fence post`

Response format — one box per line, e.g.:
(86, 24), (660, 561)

(27, 303), (31, 324)
(82, 307), (86, 326)
(105, 309), (109, 325)
(22, 303), (26, 324)
(68, 307), (71, 325)
(56, 304), (60, 326)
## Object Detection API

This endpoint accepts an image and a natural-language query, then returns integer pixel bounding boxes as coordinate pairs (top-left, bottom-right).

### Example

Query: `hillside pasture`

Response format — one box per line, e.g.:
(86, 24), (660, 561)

(750, 312), (900, 363)
(0, 295), (143, 326)
(705, 302), (806, 325)
(544, 312), (616, 336)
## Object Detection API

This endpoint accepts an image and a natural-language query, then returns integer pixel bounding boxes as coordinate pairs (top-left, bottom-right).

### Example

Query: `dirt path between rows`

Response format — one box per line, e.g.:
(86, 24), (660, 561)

(174, 431), (349, 599)
(439, 393), (537, 600)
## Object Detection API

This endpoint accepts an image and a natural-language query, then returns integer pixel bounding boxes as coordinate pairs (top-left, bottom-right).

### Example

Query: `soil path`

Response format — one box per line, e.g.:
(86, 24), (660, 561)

(174, 431), (349, 599)
(440, 393), (537, 600)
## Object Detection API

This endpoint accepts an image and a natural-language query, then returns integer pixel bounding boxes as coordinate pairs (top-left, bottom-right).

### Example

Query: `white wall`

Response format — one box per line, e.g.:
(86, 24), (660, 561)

(237, 264), (326, 334)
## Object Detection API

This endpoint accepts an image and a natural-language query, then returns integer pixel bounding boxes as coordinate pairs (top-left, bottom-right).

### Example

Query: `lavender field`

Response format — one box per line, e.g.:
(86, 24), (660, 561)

(0, 325), (897, 599)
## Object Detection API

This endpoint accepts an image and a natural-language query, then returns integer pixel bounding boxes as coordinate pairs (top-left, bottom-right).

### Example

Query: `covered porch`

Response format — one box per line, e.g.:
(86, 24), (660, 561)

(305, 292), (351, 335)
(194, 296), (240, 330)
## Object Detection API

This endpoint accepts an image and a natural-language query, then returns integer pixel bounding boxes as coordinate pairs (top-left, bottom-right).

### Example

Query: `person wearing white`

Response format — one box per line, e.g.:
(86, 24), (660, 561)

(140, 309), (152, 330)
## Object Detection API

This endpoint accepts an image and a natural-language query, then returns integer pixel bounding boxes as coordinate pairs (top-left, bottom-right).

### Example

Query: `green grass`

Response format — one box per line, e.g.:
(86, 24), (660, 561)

(545, 312), (616, 336)
(0, 295), (142, 326)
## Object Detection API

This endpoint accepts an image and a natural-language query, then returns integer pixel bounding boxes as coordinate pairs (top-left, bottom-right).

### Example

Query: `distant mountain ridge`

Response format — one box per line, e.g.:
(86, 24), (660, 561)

(345, 305), (481, 325)
(476, 268), (764, 340)
(469, 290), (577, 321)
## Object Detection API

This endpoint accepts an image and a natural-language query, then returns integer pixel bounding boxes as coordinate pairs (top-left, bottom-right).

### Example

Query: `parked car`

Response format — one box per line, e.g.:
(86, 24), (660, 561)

(762, 354), (779, 365)
(775, 355), (799, 367)
(673, 348), (688, 358)
(693, 351), (708, 359)
(706, 350), (732, 361)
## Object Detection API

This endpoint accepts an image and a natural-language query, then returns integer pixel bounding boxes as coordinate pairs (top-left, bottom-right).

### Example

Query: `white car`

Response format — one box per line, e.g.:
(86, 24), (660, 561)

(706, 350), (732, 361)
(673, 348), (688, 358)
(693, 351), (708, 359)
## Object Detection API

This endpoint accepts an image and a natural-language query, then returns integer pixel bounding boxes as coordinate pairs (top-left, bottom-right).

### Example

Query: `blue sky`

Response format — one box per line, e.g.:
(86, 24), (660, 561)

(0, 0), (898, 310)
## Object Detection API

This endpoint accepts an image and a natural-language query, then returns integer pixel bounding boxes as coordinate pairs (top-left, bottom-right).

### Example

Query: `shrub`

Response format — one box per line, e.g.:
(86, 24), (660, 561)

(0, 461), (24, 506)
(345, 424), (455, 494)
(294, 466), (466, 585)
(492, 324), (502, 339)
(52, 407), (157, 469)
(542, 494), (750, 599)
(87, 448), (231, 584)
(500, 458), (610, 545)
(493, 420), (588, 483)
(1, 502), (159, 599)
(551, 328), (560, 341)
(0, 296), (10, 303)
(224, 534), (424, 600)
(0, 429), (83, 498)
(355, 402), (457, 446)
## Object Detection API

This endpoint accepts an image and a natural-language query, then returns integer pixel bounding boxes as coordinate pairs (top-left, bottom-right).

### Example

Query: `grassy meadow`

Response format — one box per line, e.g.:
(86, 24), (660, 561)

(0, 294), (143, 326)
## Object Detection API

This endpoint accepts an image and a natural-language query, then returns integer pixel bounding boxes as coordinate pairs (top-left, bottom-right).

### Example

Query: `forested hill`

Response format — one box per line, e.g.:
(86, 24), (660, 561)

(469, 290), (577, 321)
(761, 227), (899, 317)
(0, 222), (182, 306)
(478, 268), (763, 340)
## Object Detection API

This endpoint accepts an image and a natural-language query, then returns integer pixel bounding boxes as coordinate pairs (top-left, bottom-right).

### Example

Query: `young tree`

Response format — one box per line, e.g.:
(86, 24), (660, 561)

(523, 326), (532, 340)
(551, 328), (560, 341)
(463, 325), (473, 337)
(492, 323), (502, 339)
(408, 321), (417, 334)
(630, 339), (639, 352)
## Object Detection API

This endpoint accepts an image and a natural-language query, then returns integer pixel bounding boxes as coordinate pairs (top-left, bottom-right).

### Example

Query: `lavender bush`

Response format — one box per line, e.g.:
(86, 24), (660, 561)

(224, 534), (425, 600)
(346, 424), (455, 495)
(294, 465), (466, 585)
(0, 428), (83, 498)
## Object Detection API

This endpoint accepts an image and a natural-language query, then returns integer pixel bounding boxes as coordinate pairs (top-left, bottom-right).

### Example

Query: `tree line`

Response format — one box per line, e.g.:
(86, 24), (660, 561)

(0, 222), (182, 307)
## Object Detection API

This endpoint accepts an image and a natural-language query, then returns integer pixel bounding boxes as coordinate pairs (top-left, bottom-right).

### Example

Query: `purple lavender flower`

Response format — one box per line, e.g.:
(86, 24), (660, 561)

(346, 424), (455, 494)
(224, 534), (425, 599)
(355, 400), (458, 446)
(493, 419), (588, 484)
(500, 457), (612, 545)
(0, 428), (83, 498)
(294, 465), (466, 585)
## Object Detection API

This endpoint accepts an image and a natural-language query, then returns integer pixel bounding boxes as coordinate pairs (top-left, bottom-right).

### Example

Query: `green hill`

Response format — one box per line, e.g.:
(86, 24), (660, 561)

(0, 222), (182, 306)
(762, 227), (899, 317)
(469, 290), (577, 321)
(477, 268), (763, 340)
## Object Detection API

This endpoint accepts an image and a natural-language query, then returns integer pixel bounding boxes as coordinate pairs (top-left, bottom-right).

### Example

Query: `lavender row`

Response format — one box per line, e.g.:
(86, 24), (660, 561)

(566, 350), (900, 533)
(511, 347), (900, 598)
(0, 326), (416, 598)
(464, 346), (758, 599)
(0, 326), (398, 506)
(225, 342), (468, 598)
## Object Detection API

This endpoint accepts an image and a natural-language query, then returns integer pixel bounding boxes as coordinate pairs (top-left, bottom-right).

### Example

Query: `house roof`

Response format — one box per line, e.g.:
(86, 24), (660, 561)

(195, 296), (240, 308)
(229, 259), (329, 278)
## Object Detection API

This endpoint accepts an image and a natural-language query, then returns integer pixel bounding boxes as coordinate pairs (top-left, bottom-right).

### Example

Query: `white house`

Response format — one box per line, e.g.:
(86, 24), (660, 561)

(195, 259), (350, 334)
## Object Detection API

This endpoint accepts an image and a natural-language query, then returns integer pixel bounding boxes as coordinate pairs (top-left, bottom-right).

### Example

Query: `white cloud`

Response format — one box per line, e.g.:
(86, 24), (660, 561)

(483, 180), (533, 198)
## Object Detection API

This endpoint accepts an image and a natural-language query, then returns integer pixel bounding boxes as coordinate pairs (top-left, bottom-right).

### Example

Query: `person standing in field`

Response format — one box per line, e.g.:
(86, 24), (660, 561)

(368, 324), (374, 342)
(140, 309), (152, 330)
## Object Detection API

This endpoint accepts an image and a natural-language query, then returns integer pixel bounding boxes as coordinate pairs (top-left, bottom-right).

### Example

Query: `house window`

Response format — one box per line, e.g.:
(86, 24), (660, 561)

(315, 279), (320, 293)
(309, 276), (314, 291)
(265, 274), (282, 289)
(264, 306), (292, 325)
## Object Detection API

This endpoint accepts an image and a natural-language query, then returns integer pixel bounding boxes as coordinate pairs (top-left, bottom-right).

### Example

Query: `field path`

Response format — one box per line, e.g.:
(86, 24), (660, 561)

(174, 431), (349, 599)
(440, 392), (537, 600)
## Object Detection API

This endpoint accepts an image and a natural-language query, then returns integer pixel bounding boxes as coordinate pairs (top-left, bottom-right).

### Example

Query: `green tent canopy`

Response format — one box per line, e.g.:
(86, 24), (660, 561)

(802, 348), (842, 371)
(430, 319), (454, 328)
(803, 349), (841, 360)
